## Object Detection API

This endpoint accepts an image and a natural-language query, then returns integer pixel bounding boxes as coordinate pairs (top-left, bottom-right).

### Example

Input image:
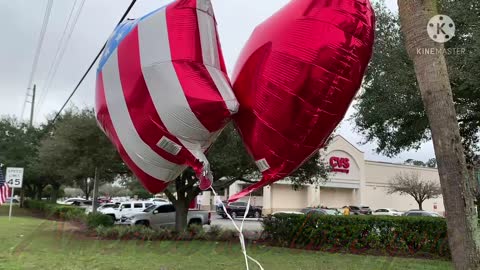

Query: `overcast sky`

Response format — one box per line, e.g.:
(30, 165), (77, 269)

(0, 0), (435, 163)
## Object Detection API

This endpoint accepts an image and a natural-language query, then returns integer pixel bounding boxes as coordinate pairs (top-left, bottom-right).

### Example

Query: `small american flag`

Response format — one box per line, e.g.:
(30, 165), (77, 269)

(0, 167), (11, 205)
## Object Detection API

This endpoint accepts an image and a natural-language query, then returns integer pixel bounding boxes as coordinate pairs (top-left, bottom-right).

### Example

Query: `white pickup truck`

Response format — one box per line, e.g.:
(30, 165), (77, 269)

(120, 204), (211, 229)
(100, 201), (161, 221)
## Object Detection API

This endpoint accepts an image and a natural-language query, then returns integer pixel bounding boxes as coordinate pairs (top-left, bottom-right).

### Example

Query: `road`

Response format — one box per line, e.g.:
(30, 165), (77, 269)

(210, 214), (263, 232)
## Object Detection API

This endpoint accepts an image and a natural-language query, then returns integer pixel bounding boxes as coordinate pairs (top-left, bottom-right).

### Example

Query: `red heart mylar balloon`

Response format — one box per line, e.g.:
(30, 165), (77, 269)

(229, 0), (375, 202)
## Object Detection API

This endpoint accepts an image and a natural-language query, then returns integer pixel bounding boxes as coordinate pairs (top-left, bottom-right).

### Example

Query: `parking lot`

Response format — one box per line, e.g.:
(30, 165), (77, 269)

(210, 214), (263, 232)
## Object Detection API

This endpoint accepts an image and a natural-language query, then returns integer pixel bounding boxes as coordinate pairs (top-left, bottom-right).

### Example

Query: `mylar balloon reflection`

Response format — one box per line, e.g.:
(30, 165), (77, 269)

(229, 0), (375, 202)
(95, 0), (238, 194)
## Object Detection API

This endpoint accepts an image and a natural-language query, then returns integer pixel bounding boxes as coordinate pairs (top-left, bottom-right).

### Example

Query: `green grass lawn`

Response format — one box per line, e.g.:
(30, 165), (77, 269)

(0, 206), (453, 270)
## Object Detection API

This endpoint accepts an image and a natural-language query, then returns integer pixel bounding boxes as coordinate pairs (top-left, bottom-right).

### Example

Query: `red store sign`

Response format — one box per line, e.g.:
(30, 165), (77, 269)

(329, 156), (350, 173)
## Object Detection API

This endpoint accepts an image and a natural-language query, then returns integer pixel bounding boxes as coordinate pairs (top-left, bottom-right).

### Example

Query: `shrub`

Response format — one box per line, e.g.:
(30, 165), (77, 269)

(206, 225), (222, 240)
(95, 224), (238, 242)
(96, 225), (161, 240)
(96, 225), (118, 239)
(262, 214), (449, 258)
(139, 226), (158, 241)
(87, 213), (114, 229)
(24, 200), (86, 222)
(53, 206), (86, 222)
(218, 229), (237, 241)
(187, 224), (206, 239)
(24, 200), (53, 211)
(157, 228), (176, 240)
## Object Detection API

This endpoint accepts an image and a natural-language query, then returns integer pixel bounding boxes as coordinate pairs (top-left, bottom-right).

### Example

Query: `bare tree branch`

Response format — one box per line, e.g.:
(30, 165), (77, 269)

(186, 186), (201, 203)
(164, 189), (176, 203)
(388, 172), (441, 210)
(212, 177), (258, 190)
(177, 176), (198, 194)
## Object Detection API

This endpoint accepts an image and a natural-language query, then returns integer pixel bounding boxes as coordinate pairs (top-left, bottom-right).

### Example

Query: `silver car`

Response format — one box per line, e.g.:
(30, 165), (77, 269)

(403, 210), (444, 217)
(122, 204), (211, 229)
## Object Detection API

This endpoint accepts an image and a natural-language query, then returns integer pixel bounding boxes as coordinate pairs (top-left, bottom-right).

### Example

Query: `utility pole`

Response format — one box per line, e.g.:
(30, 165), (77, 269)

(29, 85), (36, 127)
(92, 167), (99, 214)
(20, 85), (36, 208)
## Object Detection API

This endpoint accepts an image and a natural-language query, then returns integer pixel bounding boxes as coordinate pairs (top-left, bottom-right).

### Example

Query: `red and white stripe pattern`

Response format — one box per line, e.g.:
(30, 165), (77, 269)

(0, 168), (10, 205)
(0, 185), (9, 205)
(96, 0), (238, 194)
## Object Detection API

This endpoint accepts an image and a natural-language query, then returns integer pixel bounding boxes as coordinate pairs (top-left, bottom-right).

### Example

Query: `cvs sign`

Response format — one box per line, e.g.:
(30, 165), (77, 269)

(329, 157), (350, 173)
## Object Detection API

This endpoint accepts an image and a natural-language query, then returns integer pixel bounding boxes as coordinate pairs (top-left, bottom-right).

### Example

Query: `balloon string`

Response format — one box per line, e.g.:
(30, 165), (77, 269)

(211, 188), (264, 270)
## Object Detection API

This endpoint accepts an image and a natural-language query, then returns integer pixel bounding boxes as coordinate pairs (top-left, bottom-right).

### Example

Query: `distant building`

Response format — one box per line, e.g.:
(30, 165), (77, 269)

(199, 135), (444, 214)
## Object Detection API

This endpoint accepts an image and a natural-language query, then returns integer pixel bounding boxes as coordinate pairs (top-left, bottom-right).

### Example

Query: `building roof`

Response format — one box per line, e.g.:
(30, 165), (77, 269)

(365, 159), (438, 171)
(332, 134), (438, 171)
(331, 134), (365, 153)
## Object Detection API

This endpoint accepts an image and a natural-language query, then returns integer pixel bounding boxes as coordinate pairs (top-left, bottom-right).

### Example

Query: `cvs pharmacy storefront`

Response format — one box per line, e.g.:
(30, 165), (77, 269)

(226, 135), (445, 215)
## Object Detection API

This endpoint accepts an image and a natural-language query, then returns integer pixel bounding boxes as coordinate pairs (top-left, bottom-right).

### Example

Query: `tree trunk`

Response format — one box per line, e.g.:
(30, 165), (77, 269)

(35, 183), (45, 200)
(35, 188), (41, 200)
(165, 176), (203, 231)
(51, 184), (61, 202)
(468, 168), (479, 218)
(174, 200), (189, 232)
(19, 188), (25, 208)
(25, 184), (34, 200)
(476, 200), (480, 219)
(417, 200), (423, 211)
(398, 1), (480, 269)
(473, 169), (479, 218)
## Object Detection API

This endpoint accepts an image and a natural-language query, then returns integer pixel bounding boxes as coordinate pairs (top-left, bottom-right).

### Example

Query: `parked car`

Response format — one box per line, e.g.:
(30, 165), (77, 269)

(372, 208), (403, 216)
(343, 205), (372, 215)
(99, 201), (163, 221)
(110, 197), (131, 203)
(302, 208), (328, 215)
(5, 197), (19, 204)
(97, 197), (112, 204)
(71, 200), (93, 212)
(57, 198), (86, 205)
(300, 208), (341, 216)
(72, 200), (92, 207)
(325, 208), (342, 215)
(84, 203), (119, 215)
(271, 211), (303, 215)
(216, 201), (262, 219)
(403, 210), (444, 217)
(121, 204), (211, 229)
(149, 198), (169, 203)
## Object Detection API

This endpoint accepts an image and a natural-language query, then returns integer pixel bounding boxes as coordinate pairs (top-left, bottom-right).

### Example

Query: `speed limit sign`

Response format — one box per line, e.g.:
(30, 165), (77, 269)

(6, 167), (24, 188)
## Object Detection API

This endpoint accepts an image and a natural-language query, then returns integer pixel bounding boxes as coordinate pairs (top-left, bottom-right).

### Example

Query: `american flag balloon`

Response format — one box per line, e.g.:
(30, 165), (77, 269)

(95, 0), (238, 194)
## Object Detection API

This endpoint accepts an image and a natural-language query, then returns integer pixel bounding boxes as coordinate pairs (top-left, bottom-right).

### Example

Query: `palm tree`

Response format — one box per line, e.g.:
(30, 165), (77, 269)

(398, 0), (480, 269)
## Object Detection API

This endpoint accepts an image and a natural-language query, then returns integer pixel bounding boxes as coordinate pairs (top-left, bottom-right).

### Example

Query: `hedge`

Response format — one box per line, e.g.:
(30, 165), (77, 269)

(262, 214), (450, 258)
(95, 224), (238, 241)
(86, 212), (114, 229)
(24, 200), (87, 222)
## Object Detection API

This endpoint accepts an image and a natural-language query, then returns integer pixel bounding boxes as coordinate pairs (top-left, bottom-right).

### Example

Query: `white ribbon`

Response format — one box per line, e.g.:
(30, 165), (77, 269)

(211, 187), (264, 270)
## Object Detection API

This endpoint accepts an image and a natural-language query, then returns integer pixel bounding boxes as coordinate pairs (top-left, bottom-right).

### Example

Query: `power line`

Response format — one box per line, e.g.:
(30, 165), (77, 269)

(20, 0), (54, 120)
(36, 0), (86, 119)
(51, 0), (138, 125)
(35, 0), (80, 115)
